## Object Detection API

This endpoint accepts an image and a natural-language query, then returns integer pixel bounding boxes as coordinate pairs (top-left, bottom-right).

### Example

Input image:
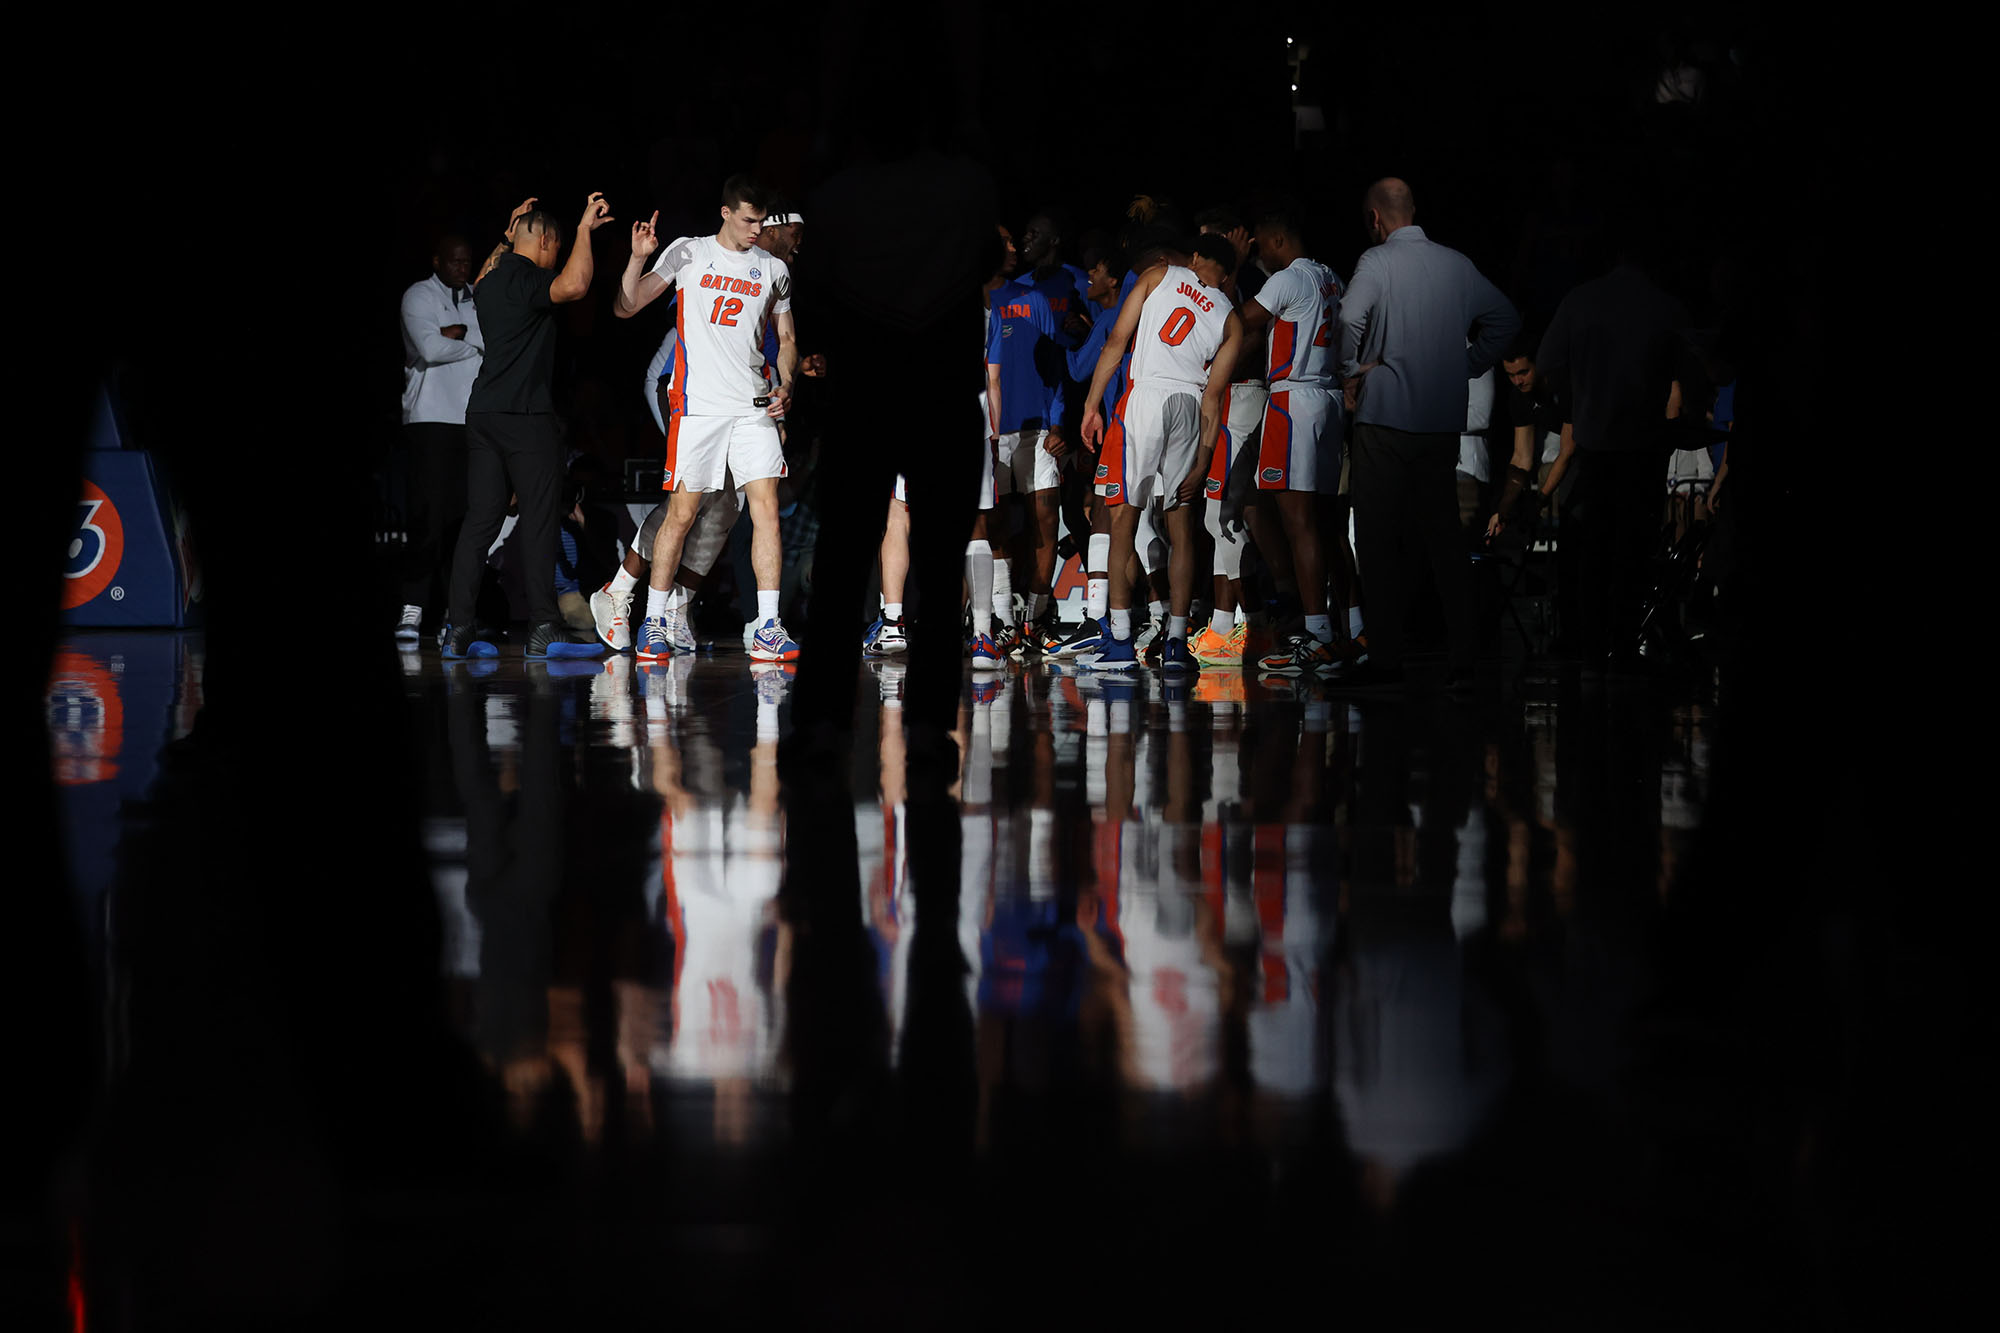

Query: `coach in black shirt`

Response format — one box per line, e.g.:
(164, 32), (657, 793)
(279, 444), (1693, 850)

(444, 194), (614, 657)
(1535, 258), (1689, 664)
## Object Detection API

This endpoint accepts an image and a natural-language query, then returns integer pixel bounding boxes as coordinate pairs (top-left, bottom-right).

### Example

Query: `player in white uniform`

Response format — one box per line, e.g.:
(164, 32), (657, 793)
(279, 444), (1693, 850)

(594, 212), (816, 655)
(614, 176), (801, 663)
(1079, 233), (1245, 673)
(1237, 213), (1353, 675)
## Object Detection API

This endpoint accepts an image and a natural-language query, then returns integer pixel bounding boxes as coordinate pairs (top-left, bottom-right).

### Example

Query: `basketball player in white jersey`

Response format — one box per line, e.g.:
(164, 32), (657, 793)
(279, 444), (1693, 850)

(614, 176), (801, 662)
(1079, 233), (1245, 672)
(1237, 211), (1351, 675)
(593, 210), (815, 654)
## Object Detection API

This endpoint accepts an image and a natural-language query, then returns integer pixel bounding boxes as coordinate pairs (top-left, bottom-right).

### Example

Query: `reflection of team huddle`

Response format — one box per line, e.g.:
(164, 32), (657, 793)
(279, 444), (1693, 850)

(635, 671), (1332, 1111)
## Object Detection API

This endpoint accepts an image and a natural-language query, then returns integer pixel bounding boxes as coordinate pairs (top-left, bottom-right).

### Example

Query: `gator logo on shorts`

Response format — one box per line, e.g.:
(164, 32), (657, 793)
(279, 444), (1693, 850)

(1260, 466), (1285, 484)
(1094, 463), (1109, 479)
(1205, 477), (1223, 496)
(661, 469), (674, 488)
(1102, 482), (1121, 498)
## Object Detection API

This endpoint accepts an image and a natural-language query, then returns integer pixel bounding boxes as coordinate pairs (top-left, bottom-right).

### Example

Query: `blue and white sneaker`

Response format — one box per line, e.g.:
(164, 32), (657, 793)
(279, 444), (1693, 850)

(969, 632), (1004, 671)
(1053, 617), (1107, 659)
(1159, 636), (1200, 674)
(1090, 634), (1139, 671)
(664, 601), (697, 654)
(751, 618), (802, 662)
(636, 615), (674, 661)
(862, 615), (885, 652)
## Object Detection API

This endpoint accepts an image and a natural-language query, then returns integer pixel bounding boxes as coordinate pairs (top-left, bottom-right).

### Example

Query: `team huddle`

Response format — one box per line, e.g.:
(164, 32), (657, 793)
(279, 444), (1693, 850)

(562, 177), (1379, 687)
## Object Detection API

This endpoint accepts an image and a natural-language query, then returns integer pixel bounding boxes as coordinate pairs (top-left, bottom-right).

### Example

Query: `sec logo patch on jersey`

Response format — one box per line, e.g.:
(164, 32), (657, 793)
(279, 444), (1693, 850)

(64, 482), (125, 610)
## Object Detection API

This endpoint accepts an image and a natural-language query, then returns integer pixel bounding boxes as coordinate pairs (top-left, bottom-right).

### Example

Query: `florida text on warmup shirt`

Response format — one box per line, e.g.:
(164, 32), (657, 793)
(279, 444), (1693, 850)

(1130, 266), (1233, 391)
(648, 235), (794, 417)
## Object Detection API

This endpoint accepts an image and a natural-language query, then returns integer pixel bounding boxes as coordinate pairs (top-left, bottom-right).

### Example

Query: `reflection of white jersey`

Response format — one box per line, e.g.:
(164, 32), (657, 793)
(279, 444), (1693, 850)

(1118, 826), (1222, 1092)
(1129, 266), (1233, 391)
(1246, 825), (1330, 1098)
(657, 797), (782, 1082)
(649, 235), (793, 416)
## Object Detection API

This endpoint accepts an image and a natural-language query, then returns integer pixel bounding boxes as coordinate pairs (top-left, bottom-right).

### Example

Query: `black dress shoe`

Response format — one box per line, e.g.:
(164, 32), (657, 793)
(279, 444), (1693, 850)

(1324, 662), (1407, 692)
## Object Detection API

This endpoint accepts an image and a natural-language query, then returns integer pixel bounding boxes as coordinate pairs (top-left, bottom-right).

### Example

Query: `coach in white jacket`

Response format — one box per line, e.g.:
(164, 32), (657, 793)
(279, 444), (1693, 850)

(397, 234), (484, 641)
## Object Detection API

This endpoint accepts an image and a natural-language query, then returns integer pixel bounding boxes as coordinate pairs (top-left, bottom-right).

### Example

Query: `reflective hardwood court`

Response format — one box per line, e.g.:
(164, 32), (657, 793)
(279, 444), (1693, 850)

(46, 632), (1886, 1328)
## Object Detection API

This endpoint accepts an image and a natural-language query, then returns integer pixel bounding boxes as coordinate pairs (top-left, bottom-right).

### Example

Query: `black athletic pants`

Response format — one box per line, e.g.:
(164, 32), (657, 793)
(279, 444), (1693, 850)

(1564, 446), (1669, 660)
(449, 411), (562, 629)
(793, 323), (984, 736)
(400, 421), (468, 616)
(1350, 421), (1477, 673)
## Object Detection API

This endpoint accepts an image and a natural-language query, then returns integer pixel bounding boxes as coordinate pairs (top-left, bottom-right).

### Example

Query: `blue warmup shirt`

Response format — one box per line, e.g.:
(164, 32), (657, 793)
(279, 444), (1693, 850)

(1067, 297), (1128, 411)
(985, 279), (1076, 433)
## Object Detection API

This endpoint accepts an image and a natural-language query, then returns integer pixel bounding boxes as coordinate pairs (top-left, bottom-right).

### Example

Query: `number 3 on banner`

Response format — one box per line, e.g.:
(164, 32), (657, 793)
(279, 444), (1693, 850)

(710, 295), (743, 327)
(1158, 308), (1195, 346)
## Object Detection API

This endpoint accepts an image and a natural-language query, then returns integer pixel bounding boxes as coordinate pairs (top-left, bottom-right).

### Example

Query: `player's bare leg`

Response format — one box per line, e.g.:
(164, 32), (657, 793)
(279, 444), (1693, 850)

(741, 476), (799, 661)
(1275, 490), (1333, 645)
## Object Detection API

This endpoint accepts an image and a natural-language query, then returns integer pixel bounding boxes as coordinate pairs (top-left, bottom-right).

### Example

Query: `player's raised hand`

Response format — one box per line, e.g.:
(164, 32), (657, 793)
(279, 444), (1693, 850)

(506, 197), (539, 236)
(579, 192), (615, 233)
(1082, 407), (1104, 448)
(631, 210), (660, 260)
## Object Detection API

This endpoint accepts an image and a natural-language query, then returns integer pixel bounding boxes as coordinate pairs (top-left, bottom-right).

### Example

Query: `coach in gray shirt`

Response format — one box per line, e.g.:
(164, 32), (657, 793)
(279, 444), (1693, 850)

(1335, 178), (1519, 688)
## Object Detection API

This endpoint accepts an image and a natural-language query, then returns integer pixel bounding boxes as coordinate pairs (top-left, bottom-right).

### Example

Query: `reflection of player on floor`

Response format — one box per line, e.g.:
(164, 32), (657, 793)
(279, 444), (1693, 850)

(614, 176), (800, 662)
(1080, 233), (1245, 673)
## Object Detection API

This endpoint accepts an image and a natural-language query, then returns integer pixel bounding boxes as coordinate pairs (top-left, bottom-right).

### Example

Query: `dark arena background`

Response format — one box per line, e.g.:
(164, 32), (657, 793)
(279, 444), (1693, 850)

(13, 3), (1982, 1330)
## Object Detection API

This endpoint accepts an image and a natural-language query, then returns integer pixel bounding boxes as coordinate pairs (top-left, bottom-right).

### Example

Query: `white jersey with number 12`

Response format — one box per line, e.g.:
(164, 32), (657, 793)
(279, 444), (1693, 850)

(649, 234), (793, 417)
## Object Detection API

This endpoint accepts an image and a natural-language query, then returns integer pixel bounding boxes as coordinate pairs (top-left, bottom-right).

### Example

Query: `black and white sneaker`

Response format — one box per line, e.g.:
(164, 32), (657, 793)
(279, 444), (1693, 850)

(395, 604), (423, 643)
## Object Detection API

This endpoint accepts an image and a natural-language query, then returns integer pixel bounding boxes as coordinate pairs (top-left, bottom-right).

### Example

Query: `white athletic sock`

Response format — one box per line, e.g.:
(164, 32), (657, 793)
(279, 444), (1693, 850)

(1086, 578), (1109, 620)
(1087, 534), (1111, 575)
(1306, 613), (1334, 642)
(1148, 599), (1166, 624)
(758, 589), (779, 622)
(645, 586), (672, 622)
(884, 601), (904, 621)
(992, 558), (1015, 625)
(1348, 606), (1365, 639)
(1168, 614), (1188, 641)
(665, 585), (690, 611)
(1210, 608), (1235, 635)
(1109, 608), (1133, 640)
(966, 541), (994, 636)
(609, 566), (638, 595)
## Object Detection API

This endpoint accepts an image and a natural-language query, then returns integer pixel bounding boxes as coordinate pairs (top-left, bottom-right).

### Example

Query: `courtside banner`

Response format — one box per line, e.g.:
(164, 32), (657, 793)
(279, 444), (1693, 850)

(62, 450), (200, 628)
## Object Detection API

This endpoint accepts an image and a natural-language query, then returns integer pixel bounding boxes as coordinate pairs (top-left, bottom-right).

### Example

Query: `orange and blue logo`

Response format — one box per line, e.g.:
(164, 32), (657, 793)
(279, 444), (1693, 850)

(63, 482), (125, 610)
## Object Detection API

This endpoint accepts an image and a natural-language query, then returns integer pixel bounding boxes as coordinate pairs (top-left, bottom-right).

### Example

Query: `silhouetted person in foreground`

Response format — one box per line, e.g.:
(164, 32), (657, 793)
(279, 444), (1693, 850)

(786, 17), (999, 767)
(1534, 236), (1690, 666)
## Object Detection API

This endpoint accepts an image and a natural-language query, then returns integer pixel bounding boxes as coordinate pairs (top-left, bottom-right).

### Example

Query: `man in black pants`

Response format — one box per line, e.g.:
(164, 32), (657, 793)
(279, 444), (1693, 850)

(444, 194), (614, 659)
(1333, 178), (1518, 690)
(1534, 252), (1690, 666)
(787, 158), (999, 762)
(396, 233), (481, 643)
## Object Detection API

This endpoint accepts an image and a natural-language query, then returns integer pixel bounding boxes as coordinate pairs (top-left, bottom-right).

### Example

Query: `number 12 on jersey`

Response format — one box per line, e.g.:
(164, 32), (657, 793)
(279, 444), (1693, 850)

(710, 295), (742, 327)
